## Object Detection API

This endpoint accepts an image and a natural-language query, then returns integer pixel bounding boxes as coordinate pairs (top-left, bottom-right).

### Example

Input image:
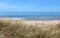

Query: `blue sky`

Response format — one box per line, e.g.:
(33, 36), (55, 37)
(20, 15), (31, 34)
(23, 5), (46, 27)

(0, 0), (60, 15)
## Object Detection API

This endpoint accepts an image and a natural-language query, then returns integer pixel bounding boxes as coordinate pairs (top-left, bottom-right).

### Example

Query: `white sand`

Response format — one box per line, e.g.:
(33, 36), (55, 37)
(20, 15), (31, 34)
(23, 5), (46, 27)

(23, 20), (60, 27)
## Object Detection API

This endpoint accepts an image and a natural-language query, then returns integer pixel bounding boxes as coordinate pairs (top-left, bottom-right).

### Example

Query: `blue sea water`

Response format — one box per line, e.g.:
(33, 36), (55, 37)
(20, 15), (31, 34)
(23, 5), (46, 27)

(0, 15), (60, 21)
(0, 12), (60, 20)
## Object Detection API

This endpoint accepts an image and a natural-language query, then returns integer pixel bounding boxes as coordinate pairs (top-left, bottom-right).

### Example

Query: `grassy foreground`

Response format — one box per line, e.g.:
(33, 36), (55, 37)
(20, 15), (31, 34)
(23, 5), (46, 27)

(0, 20), (60, 38)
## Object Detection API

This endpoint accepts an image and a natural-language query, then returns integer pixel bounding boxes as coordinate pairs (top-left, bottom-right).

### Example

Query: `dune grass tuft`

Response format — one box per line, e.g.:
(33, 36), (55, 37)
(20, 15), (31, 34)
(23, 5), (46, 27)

(0, 20), (60, 38)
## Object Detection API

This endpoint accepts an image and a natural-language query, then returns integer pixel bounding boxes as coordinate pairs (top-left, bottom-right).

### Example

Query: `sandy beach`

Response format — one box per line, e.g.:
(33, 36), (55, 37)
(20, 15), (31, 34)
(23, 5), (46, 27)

(22, 20), (60, 27)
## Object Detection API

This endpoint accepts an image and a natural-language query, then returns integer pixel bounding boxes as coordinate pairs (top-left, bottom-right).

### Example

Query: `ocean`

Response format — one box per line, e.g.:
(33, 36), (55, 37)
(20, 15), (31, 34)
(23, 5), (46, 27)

(0, 15), (60, 21)
(0, 12), (60, 20)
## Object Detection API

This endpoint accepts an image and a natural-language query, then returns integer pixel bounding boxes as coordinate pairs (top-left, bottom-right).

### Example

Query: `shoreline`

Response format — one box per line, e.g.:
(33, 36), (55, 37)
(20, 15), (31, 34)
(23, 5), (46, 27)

(0, 18), (60, 26)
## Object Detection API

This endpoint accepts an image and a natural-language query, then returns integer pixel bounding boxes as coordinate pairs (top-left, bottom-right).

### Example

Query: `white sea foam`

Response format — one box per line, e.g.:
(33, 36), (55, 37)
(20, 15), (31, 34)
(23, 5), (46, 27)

(0, 17), (24, 20)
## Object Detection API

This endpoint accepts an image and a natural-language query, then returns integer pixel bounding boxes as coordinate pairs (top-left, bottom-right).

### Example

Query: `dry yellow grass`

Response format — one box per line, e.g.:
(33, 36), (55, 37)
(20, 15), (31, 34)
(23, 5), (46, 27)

(0, 20), (60, 38)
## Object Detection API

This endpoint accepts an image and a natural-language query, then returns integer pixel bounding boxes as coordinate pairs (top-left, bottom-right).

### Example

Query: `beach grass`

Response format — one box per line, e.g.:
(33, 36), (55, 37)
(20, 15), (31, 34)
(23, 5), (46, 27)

(0, 20), (60, 38)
